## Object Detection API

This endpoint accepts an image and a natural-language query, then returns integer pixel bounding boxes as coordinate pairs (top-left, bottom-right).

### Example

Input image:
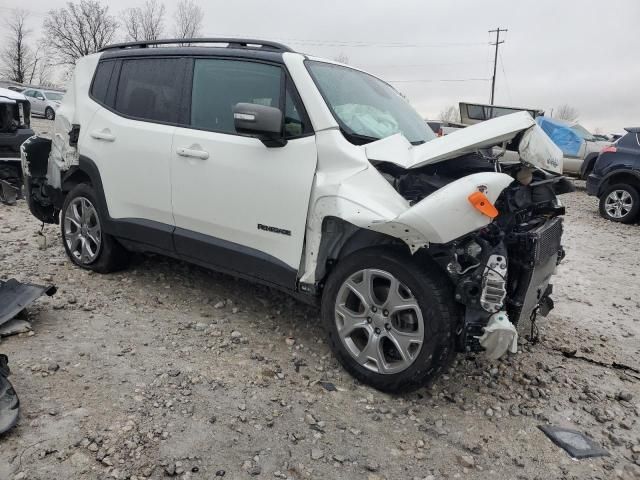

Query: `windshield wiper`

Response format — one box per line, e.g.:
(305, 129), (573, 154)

(410, 140), (426, 146)
(340, 128), (379, 146)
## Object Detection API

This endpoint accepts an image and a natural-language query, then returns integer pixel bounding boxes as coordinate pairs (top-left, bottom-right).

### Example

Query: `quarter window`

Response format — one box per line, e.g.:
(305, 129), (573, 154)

(114, 58), (183, 123)
(90, 61), (116, 105)
(190, 59), (282, 134)
(284, 83), (311, 138)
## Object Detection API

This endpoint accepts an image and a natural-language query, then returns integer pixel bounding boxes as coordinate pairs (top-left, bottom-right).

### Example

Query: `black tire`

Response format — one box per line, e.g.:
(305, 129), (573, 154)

(598, 183), (640, 224)
(45, 107), (55, 120)
(321, 247), (458, 393)
(60, 184), (129, 273)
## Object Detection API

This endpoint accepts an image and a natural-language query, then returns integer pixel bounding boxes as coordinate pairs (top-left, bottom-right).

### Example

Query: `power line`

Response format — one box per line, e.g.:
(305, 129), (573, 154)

(489, 27), (507, 105)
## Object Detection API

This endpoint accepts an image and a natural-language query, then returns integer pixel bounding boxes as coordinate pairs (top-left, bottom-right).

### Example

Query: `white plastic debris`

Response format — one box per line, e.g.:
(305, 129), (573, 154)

(477, 312), (518, 360)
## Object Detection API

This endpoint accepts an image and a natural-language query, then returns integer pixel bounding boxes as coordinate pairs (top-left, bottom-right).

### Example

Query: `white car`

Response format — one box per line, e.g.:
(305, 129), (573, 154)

(21, 88), (64, 120)
(21, 38), (571, 392)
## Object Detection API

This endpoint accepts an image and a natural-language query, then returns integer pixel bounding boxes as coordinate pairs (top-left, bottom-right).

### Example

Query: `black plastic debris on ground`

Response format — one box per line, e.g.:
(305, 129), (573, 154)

(319, 381), (337, 392)
(539, 425), (609, 459)
(0, 354), (19, 435)
(0, 278), (56, 326)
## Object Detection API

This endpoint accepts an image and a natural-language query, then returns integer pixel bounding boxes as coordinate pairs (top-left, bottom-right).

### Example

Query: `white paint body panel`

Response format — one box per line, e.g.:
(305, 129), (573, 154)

(170, 127), (317, 269)
(83, 107), (176, 224)
(0, 87), (27, 102)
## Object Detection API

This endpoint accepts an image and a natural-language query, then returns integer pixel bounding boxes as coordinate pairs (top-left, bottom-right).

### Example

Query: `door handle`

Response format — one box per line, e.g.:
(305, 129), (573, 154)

(176, 147), (209, 160)
(90, 129), (115, 142)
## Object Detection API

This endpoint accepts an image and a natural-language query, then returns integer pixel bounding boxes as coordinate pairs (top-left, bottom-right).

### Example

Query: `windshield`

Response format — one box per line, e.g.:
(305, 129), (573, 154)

(570, 124), (596, 141)
(44, 92), (63, 101)
(306, 61), (436, 145)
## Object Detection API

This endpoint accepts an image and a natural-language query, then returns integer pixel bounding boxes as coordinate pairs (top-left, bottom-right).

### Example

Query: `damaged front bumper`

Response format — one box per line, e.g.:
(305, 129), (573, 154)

(434, 204), (565, 358)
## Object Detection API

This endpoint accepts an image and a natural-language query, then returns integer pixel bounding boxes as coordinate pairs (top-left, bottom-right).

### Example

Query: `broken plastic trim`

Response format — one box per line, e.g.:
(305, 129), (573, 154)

(0, 279), (57, 327)
(0, 354), (19, 435)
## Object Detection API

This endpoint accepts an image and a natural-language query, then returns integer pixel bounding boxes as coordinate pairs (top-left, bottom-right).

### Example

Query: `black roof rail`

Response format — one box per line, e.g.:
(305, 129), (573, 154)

(99, 38), (294, 53)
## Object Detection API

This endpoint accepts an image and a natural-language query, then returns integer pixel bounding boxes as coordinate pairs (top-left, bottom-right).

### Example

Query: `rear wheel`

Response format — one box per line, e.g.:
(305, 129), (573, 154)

(321, 248), (458, 393)
(45, 107), (55, 120)
(60, 184), (129, 273)
(599, 184), (640, 223)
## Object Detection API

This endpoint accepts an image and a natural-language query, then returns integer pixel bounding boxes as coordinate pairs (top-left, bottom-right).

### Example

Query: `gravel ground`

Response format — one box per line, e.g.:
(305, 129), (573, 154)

(1, 119), (639, 480)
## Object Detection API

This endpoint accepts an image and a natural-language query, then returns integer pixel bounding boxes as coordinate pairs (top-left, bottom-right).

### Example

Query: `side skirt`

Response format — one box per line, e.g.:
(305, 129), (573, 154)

(113, 220), (316, 305)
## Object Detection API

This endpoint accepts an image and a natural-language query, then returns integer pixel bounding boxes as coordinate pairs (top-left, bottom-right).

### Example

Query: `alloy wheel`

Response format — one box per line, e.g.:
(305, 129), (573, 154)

(64, 197), (102, 264)
(605, 189), (633, 219)
(334, 268), (424, 374)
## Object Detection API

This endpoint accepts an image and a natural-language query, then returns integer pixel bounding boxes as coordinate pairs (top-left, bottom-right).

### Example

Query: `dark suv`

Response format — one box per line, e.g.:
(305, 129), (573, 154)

(587, 128), (640, 223)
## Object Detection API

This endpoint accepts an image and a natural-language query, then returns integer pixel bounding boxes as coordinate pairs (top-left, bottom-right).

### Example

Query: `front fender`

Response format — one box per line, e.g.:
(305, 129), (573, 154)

(367, 172), (514, 247)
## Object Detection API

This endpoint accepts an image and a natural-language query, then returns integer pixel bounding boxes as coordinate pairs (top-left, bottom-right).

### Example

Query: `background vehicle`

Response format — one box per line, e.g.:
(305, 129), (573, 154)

(459, 102), (544, 125)
(587, 127), (640, 223)
(536, 116), (611, 176)
(0, 87), (33, 203)
(22, 88), (64, 120)
(426, 119), (467, 136)
(21, 38), (568, 393)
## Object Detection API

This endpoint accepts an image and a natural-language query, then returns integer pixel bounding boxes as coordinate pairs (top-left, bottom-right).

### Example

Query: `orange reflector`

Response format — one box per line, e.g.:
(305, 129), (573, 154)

(468, 191), (499, 218)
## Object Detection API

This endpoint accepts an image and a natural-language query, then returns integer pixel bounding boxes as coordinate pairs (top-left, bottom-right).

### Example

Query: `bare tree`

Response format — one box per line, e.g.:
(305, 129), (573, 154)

(43, 0), (118, 66)
(122, 0), (166, 42)
(555, 104), (579, 122)
(1, 9), (37, 84)
(439, 105), (460, 123)
(173, 0), (204, 39)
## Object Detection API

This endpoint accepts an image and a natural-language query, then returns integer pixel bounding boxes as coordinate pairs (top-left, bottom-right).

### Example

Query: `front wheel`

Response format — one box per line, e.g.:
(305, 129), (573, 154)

(321, 248), (458, 393)
(45, 107), (55, 120)
(60, 184), (129, 273)
(599, 184), (640, 223)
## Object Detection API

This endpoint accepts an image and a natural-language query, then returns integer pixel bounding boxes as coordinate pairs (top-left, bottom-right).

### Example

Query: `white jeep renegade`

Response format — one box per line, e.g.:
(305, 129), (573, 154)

(21, 38), (572, 392)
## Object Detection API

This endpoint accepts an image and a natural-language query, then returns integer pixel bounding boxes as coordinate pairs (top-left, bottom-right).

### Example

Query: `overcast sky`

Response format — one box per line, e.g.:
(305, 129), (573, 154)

(2, 0), (639, 132)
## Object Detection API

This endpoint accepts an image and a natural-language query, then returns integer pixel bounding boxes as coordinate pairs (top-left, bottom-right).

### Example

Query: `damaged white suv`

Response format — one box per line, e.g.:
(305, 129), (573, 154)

(22, 38), (572, 392)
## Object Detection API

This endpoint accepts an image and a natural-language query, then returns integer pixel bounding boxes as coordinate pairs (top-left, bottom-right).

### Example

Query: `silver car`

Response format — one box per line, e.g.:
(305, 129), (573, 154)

(22, 88), (64, 120)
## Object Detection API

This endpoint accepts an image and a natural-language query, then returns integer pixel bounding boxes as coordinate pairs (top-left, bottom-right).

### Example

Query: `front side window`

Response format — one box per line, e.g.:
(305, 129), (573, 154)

(306, 61), (436, 145)
(191, 59), (282, 134)
(115, 58), (183, 123)
(570, 124), (596, 142)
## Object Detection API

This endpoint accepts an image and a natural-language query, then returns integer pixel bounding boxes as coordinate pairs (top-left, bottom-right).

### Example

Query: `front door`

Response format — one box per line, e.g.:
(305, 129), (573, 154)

(171, 58), (317, 288)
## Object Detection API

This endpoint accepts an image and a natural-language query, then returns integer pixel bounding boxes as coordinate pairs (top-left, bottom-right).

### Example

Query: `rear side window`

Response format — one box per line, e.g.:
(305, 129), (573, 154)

(190, 59), (282, 134)
(90, 61), (116, 105)
(618, 133), (640, 149)
(115, 58), (183, 123)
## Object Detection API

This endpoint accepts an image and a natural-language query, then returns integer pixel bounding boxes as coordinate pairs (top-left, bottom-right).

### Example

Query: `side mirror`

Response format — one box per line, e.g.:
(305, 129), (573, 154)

(233, 103), (286, 148)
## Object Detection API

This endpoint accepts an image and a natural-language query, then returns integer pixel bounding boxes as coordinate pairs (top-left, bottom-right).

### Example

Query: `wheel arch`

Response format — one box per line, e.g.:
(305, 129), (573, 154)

(580, 153), (599, 179)
(598, 170), (640, 196)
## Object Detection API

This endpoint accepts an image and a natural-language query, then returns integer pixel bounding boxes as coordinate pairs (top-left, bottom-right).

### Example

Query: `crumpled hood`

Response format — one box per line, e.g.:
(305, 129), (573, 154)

(365, 111), (563, 174)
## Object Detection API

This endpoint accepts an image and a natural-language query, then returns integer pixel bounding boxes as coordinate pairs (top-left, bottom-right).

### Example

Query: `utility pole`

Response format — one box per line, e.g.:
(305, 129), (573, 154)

(489, 27), (507, 105)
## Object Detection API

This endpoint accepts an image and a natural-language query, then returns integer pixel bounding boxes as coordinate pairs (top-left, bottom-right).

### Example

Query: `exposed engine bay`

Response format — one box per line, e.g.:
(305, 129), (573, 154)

(374, 152), (573, 355)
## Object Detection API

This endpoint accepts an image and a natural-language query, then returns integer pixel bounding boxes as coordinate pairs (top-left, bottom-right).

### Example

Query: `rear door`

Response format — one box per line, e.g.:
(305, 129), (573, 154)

(170, 57), (317, 288)
(82, 56), (188, 250)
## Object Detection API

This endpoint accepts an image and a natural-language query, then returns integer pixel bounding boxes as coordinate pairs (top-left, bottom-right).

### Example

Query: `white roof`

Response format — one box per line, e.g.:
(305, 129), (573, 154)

(0, 87), (27, 103)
